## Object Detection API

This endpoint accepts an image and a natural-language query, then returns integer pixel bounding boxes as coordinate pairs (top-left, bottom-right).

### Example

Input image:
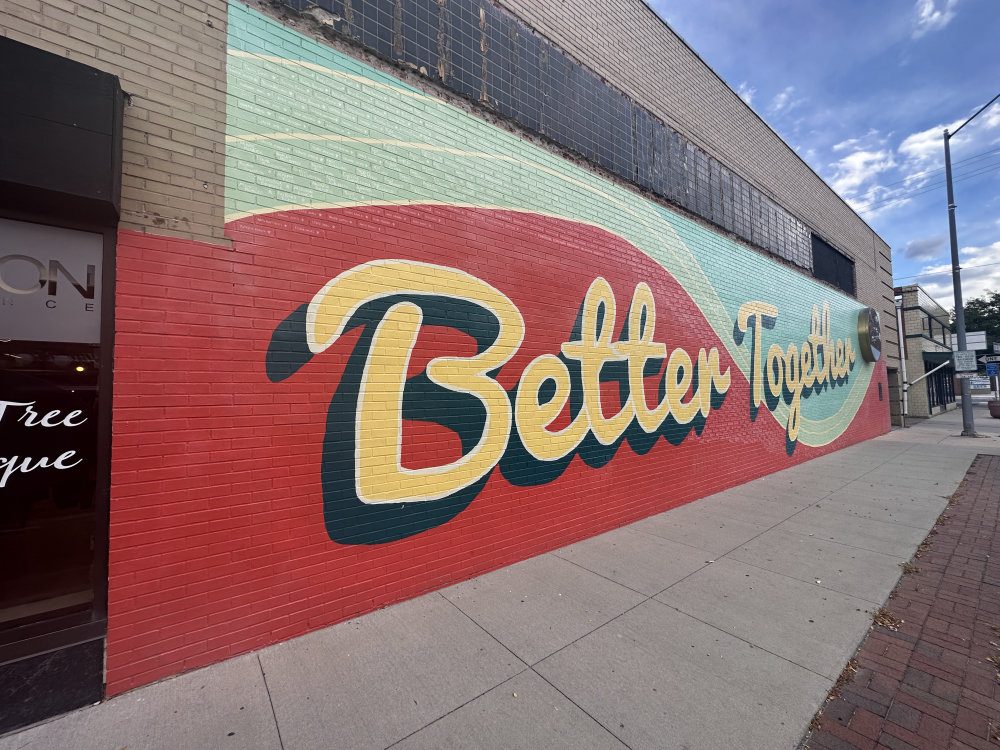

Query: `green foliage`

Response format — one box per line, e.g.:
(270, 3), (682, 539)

(962, 290), (1000, 351)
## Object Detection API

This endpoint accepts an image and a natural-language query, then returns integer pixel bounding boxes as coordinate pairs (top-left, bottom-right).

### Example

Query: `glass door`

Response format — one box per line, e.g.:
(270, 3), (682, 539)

(0, 342), (100, 627)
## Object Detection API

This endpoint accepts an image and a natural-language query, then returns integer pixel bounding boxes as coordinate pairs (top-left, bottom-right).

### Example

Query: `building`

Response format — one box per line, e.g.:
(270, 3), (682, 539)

(894, 284), (957, 418)
(0, 0), (897, 730)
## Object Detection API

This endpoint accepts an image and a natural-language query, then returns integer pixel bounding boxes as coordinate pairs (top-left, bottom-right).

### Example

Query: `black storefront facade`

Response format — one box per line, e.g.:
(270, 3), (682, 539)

(0, 37), (122, 732)
(923, 352), (957, 412)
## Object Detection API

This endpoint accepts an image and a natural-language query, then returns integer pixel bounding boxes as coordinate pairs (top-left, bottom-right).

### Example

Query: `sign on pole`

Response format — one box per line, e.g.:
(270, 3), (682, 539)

(987, 363), (999, 377)
(954, 350), (978, 371)
(953, 332), (987, 351)
(979, 355), (1000, 365)
(967, 331), (987, 350)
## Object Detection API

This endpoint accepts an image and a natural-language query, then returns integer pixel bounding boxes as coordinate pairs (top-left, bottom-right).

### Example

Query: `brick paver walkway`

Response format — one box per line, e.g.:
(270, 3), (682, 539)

(804, 454), (1000, 750)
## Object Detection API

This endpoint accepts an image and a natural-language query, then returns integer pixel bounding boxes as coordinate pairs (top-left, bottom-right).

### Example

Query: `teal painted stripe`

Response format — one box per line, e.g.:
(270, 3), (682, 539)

(224, 0), (876, 445)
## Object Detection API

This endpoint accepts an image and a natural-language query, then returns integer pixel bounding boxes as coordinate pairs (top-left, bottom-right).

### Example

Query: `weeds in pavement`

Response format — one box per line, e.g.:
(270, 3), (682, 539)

(809, 658), (860, 732)
(872, 607), (903, 632)
(899, 561), (920, 574)
(989, 721), (1000, 742)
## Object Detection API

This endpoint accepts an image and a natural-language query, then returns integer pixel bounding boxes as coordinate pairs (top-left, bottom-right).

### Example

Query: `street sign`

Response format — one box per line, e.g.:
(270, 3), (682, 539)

(954, 350), (978, 371)
(953, 331), (987, 351)
(987, 363), (999, 377)
(979, 355), (1000, 364)
(955, 372), (978, 379)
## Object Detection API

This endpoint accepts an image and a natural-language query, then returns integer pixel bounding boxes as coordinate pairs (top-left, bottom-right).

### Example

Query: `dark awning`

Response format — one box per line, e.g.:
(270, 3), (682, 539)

(922, 351), (955, 365)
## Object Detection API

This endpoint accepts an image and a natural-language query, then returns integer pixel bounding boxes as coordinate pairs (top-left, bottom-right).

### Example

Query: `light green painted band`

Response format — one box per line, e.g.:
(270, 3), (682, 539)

(225, 1), (875, 446)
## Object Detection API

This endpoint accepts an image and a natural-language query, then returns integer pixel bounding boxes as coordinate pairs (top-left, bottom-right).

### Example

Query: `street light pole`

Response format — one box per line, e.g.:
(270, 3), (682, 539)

(943, 91), (1000, 438)
(944, 129), (975, 436)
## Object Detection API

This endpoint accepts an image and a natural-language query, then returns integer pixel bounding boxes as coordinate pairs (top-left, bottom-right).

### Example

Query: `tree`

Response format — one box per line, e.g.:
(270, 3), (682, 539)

(960, 289), (1000, 352)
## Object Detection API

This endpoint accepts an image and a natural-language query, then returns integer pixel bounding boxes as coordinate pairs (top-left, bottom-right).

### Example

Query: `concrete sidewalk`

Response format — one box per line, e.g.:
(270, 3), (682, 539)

(4, 401), (1000, 750)
(804, 452), (1000, 749)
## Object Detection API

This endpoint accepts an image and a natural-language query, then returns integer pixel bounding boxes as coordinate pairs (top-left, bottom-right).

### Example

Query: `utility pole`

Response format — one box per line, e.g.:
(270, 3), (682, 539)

(943, 92), (1000, 437)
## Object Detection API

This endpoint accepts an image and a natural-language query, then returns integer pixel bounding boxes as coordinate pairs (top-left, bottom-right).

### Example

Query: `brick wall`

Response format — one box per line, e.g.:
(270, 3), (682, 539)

(3, 0), (898, 696)
(1, 0), (229, 244)
(897, 285), (956, 418)
(102, 2), (893, 694)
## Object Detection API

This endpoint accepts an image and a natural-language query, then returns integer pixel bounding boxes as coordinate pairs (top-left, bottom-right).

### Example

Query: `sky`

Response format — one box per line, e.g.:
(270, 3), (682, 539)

(651, 0), (1000, 310)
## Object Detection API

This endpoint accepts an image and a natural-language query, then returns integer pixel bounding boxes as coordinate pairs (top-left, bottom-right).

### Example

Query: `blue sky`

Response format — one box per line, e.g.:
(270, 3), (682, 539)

(651, 0), (1000, 308)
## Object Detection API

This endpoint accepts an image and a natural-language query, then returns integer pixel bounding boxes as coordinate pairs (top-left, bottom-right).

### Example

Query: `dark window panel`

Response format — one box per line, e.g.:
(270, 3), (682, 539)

(634, 106), (654, 190)
(611, 93), (633, 177)
(651, 120), (669, 198)
(355, 0), (395, 59)
(666, 131), (684, 205)
(541, 44), (571, 143)
(483, 5), (516, 113)
(399, 0), (438, 77)
(709, 158), (722, 228)
(513, 25), (542, 134)
(449, 0), (484, 101)
(273, 0), (831, 280)
(694, 149), (710, 219)
(812, 234), (855, 296)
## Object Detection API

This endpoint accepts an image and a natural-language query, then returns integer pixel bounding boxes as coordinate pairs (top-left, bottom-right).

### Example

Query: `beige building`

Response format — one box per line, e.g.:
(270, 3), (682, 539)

(895, 285), (956, 419)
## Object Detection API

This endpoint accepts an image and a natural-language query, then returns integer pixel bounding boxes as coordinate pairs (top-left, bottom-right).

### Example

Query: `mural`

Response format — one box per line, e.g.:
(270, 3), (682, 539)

(223, 2), (887, 546)
(102, 2), (891, 694)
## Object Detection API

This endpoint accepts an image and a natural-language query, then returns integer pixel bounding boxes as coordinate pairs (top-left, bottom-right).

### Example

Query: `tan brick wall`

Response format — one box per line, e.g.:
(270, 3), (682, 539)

(898, 286), (954, 417)
(497, 0), (898, 368)
(1, 0), (229, 244)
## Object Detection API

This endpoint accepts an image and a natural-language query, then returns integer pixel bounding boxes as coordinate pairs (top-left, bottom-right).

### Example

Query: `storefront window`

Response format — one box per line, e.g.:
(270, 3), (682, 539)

(0, 218), (103, 631)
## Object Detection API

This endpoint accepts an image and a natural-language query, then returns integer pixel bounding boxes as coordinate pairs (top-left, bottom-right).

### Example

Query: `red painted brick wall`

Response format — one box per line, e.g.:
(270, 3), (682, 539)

(107, 206), (889, 694)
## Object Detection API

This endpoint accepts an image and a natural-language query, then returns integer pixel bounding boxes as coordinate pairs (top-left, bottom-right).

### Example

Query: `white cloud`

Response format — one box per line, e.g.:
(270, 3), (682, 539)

(912, 0), (959, 39)
(770, 86), (796, 113)
(829, 149), (897, 197)
(914, 241), (1000, 303)
(891, 104), (1000, 197)
(832, 128), (882, 153)
(825, 110), (995, 218)
(904, 235), (947, 261)
(833, 137), (861, 153)
(898, 122), (953, 168)
(981, 101), (1000, 131)
(736, 81), (756, 107)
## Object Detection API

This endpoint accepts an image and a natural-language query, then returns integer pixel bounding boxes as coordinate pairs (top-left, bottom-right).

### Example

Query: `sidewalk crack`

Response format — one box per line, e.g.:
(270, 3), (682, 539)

(257, 653), (286, 750)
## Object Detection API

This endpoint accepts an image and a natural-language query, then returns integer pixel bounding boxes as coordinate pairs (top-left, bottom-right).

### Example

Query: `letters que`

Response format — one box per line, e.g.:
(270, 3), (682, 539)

(268, 260), (858, 544)
(0, 401), (86, 488)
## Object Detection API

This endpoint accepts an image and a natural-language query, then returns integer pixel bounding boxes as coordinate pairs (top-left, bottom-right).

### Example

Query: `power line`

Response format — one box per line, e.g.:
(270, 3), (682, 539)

(871, 145), (1000, 190)
(856, 157), (1000, 210)
(859, 164), (999, 213)
(854, 160), (1000, 213)
(894, 260), (1000, 282)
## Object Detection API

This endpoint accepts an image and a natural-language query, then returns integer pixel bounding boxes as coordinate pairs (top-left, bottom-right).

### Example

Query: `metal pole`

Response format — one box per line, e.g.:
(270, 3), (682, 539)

(904, 359), (953, 390)
(944, 128), (977, 436)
